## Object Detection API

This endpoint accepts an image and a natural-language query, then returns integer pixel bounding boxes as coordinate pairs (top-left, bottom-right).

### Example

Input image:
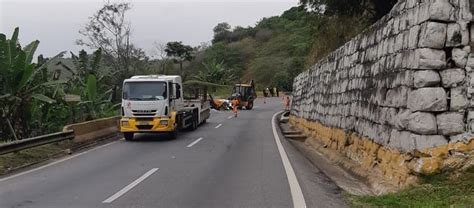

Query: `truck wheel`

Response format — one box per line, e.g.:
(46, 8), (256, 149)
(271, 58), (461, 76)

(246, 101), (254, 110)
(190, 118), (198, 131)
(124, 133), (134, 141)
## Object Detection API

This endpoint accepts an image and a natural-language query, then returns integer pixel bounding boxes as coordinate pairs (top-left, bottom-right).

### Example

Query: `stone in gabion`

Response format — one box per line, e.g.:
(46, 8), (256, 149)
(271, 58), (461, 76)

(408, 25), (420, 49)
(412, 134), (448, 150)
(413, 70), (440, 88)
(407, 112), (438, 134)
(429, 0), (455, 21)
(439, 68), (465, 87)
(418, 22), (447, 49)
(466, 53), (474, 68)
(416, 48), (446, 69)
(436, 112), (465, 136)
(392, 109), (411, 130)
(451, 48), (468, 67)
(400, 132), (417, 152)
(408, 88), (447, 112)
(447, 23), (463, 47)
(384, 87), (408, 108)
(388, 129), (411, 150)
(450, 87), (468, 111)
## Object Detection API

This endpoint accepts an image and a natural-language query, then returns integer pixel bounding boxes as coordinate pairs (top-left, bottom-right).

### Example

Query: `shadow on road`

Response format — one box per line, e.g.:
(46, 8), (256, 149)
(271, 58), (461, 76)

(127, 133), (175, 142)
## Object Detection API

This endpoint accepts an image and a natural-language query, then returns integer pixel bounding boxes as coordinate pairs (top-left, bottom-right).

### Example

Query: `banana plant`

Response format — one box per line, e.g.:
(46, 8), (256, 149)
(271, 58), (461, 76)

(0, 27), (64, 140)
(78, 74), (118, 120)
(68, 49), (118, 120)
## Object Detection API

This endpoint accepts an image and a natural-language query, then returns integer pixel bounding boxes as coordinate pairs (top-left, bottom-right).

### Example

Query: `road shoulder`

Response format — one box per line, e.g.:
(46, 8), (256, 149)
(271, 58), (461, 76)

(273, 112), (349, 208)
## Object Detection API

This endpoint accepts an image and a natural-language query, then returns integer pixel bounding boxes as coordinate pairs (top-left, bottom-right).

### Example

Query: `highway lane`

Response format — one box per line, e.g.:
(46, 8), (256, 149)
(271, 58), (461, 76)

(0, 98), (347, 208)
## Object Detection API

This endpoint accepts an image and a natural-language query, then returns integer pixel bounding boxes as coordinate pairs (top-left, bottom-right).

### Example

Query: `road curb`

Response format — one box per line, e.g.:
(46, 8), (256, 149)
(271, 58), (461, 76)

(276, 114), (375, 196)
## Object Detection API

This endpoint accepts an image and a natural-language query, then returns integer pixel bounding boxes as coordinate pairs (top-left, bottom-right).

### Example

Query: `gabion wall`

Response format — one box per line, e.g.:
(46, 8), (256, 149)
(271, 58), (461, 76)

(292, 0), (474, 153)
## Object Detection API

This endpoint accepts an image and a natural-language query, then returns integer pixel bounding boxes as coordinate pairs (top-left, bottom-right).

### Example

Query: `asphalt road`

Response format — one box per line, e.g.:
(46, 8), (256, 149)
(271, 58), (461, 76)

(0, 97), (347, 208)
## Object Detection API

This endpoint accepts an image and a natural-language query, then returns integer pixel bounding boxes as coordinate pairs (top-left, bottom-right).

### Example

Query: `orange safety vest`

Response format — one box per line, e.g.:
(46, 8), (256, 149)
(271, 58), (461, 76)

(231, 99), (240, 112)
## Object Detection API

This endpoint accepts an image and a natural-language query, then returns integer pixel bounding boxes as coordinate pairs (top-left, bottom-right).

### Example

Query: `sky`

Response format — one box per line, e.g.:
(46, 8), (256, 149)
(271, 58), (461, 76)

(0, 0), (298, 57)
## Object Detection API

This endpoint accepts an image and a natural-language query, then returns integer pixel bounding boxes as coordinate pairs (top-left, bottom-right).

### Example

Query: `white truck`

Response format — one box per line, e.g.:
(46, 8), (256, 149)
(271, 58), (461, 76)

(119, 75), (210, 140)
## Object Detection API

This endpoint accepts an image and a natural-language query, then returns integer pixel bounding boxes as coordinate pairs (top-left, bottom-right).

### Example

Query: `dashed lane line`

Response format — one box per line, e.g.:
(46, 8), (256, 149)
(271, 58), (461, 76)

(102, 168), (159, 203)
(186, 137), (204, 148)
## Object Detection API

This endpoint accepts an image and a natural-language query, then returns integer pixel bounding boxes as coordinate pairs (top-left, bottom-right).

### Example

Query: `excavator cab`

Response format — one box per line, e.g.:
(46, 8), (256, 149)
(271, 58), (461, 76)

(232, 80), (257, 110)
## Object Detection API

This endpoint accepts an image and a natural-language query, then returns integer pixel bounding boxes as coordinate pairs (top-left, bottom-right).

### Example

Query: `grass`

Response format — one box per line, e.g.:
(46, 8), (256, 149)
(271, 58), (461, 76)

(349, 166), (474, 207)
(0, 143), (67, 175)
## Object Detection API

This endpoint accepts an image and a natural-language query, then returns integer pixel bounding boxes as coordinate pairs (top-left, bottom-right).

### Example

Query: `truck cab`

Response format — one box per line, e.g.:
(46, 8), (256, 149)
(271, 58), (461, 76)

(120, 75), (209, 140)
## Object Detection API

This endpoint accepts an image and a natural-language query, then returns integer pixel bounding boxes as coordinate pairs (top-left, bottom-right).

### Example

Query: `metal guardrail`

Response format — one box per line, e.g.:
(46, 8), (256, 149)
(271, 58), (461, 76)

(0, 130), (74, 155)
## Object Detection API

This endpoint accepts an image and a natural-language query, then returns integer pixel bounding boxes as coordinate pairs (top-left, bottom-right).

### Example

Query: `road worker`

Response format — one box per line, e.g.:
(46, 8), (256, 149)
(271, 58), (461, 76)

(284, 96), (291, 111)
(231, 96), (240, 117)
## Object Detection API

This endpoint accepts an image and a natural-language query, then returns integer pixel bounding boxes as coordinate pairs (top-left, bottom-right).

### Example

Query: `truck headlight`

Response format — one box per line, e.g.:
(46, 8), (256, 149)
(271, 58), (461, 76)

(159, 120), (169, 126)
(121, 120), (130, 127)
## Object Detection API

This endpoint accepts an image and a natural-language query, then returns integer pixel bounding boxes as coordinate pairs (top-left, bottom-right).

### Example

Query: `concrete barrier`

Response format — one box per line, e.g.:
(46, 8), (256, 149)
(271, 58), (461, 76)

(63, 116), (120, 144)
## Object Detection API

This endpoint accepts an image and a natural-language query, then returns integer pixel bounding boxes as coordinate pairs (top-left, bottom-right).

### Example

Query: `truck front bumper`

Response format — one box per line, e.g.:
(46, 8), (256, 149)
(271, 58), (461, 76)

(120, 117), (175, 133)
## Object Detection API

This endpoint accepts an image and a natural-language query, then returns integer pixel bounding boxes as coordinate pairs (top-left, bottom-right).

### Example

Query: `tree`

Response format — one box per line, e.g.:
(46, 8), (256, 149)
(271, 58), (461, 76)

(151, 42), (170, 74)
(195, 60), (234, 85)
(212, 22), (231, 43)
(0, 28), (64, 140)
(77, 1), (146, 100)
(165, 41), (194, 77)
(299, 0), (397, 21)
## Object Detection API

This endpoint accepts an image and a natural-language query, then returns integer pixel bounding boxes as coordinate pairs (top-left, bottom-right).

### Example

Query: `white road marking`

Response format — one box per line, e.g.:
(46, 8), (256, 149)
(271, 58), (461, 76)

(187, 137), (203, 148)
(0, 140), (119, 183)
(227, 115), (234, 119)
(102, 168), (159, 203)
(271, 111), (307, 208)
(215, 124), (222, 129)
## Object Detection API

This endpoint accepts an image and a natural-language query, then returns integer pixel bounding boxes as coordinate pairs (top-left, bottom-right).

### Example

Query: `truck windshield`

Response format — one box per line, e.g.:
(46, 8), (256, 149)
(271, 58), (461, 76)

(123, 82), (167, 101)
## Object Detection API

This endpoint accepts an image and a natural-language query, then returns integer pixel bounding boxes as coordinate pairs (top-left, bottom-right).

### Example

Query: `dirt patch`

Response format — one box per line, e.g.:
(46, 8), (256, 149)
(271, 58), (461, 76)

(0, 142), (68, 175)
(0, 134), (119, 176)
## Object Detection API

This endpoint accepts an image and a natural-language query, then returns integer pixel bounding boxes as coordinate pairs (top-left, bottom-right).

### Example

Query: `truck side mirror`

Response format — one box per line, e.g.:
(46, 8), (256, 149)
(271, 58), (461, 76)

(176, 90), (181, 99)
(176, 84), (181, 99)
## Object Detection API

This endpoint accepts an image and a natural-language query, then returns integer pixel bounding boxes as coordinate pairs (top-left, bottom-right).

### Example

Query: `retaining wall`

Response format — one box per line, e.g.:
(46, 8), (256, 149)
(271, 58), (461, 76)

(291, 0), (474, 190)
(63, 116), (120, 144)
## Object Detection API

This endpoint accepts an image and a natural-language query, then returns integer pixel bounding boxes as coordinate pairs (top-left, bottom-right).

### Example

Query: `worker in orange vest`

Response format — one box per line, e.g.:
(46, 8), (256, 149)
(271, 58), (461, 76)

(231, 96), (240, 117)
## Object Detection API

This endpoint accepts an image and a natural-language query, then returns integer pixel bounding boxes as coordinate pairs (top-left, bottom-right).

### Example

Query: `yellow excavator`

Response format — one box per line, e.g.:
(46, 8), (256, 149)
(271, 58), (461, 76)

(232, 80), (257, 110)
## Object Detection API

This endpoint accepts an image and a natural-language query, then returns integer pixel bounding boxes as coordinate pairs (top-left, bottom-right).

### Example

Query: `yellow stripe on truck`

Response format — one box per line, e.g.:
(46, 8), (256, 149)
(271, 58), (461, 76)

(120, 117), (175, 133)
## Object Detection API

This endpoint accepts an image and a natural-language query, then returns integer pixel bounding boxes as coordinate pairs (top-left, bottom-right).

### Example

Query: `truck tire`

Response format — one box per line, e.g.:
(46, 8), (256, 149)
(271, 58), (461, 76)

(246, 101), (254, 110)
(187, 112), (198, 131)
(190, 117), (198, 131)
(124, 133), (134, 141)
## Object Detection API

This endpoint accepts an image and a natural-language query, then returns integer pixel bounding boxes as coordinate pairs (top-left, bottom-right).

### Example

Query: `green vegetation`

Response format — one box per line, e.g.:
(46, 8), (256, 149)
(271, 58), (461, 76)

(196, 6), (315, 91)
(185, 0), (397, 91)
(349, 167), (474, 207)
(300, 0), (397, 21)
(0, 28), (65, 140)
(164, 41), (194, 78)
(0, 28), (119, 142)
